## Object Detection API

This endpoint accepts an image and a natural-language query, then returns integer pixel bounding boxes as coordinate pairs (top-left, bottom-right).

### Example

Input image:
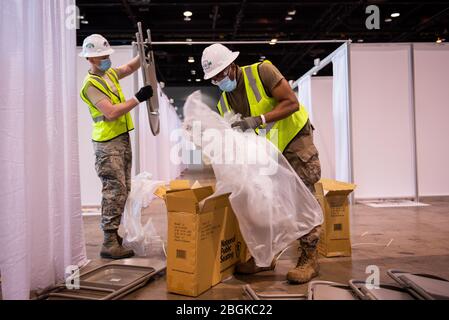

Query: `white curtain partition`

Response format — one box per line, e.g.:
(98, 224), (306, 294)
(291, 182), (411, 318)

(0, 0), (87, 299)
(413, 44), (449, 196)
(138, 85), (185, 182)
(331, 44), (352, 183)
(310, 77), (335, 180)
(350, 44), (416, 199)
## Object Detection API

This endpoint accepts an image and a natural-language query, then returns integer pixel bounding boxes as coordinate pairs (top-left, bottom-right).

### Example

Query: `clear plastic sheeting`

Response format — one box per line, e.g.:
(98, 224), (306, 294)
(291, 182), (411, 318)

(183, 91), (323, 267)
(122, 172), (166, 258)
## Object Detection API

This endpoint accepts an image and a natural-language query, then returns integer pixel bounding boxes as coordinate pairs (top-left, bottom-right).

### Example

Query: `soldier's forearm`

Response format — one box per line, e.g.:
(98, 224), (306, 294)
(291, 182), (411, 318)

(263, 99), (299, 123)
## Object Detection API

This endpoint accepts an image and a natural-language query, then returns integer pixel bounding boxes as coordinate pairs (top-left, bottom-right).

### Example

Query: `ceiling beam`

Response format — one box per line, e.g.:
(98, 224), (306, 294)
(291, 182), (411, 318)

(232, 0), (247, 39)
(211, 5), (219, 40)
(393, 5), (449, 41)
(120, 0), (138, 27)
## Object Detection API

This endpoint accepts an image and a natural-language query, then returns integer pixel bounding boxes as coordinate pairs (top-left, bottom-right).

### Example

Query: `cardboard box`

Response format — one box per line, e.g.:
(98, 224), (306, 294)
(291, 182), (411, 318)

(158, 181), (247, 297)
(315, 179), (356, 258)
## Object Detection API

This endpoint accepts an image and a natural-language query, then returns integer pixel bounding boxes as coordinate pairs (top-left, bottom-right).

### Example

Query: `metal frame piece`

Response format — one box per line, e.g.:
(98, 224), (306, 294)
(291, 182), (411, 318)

(242, 284), (307, 300)
(135, 22), (160, 136)
(36, 258), (166, 300)
(388, 269), (449, 300)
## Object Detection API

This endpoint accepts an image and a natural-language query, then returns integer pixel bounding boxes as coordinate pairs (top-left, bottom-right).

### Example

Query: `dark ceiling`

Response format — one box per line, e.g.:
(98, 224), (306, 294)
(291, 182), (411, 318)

(76, 0), (449, 86)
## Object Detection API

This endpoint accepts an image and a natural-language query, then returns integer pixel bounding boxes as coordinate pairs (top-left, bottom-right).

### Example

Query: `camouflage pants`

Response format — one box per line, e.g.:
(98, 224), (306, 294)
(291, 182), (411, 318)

(283, 120), (321, 193)
(93, 133), (132, 231)
(299, 226), (322, 250)
(283, 121), (322, 248)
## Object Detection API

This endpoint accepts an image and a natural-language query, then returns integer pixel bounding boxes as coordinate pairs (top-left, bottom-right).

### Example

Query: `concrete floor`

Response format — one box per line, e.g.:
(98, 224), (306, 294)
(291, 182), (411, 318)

(82, 167), (449, 300)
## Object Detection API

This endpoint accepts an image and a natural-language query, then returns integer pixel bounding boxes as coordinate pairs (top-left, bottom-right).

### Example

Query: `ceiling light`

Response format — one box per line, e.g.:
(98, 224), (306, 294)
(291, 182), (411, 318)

(191, 70), (196, 75)
(183, 11), (193, 17)
(357, 39), (364, 43)
(188, 56), (195, 63)
(391, 12), (400, 18)
(195, 78), (201, 82)
(288, 10), (296, 16)
(269, 38), (278, 45)
(78, 15), (85, 19)
(184, 17), (191, 22)
(80, 20), (89, 25)
(285, 16), (293, 21)
(187, 79), (192, 82)
(436, 37), (445, 44)
(385, 18), (392, 23)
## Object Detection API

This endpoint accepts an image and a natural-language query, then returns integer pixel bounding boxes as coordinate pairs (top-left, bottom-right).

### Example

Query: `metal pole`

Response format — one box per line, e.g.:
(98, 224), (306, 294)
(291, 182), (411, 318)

(133, 44), (141, 175)
(292, 42), (351, 89)
(409, 44), (420, 203)
(132, 39), (351, 46)
(346, 43), (355, 205)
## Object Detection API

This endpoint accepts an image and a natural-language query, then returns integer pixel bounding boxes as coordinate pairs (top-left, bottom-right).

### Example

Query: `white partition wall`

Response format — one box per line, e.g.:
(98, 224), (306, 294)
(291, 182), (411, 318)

(350, 44), (416, 199)
(294, 42), (449, 200)
(413, 43), (449, 196)
(310, 77), (335, 180)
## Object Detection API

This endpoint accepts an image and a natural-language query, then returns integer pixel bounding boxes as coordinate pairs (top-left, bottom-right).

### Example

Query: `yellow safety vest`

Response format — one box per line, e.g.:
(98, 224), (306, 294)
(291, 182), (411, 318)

(217, 61), (309, 152)
(80, 68), (134, 142)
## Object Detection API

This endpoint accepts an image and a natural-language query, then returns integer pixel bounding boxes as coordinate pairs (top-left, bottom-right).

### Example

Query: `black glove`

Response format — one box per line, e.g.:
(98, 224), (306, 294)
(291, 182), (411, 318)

(135, 85), (153, 103)
(231, 116), (263, 131)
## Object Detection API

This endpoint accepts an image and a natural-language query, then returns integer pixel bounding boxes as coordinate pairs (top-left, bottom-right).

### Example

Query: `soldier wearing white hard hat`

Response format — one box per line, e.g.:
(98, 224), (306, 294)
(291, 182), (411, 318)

(202, 43), (322, 285)
(79, 34), (154, 260)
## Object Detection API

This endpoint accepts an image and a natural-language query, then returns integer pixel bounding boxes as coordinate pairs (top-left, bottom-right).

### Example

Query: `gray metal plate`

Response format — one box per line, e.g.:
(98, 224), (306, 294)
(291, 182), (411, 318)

(311, 283), (358, 300)
(403, 274), (449, 300)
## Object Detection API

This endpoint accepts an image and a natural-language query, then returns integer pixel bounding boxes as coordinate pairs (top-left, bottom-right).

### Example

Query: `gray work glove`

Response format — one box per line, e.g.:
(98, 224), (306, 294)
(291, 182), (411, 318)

(231, 116), (263, 131)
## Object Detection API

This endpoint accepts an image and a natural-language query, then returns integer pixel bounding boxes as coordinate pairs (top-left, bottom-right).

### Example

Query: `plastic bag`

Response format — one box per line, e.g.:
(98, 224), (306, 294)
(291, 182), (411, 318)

(122, 172), (166, 258)
(183, 91), (323, 267)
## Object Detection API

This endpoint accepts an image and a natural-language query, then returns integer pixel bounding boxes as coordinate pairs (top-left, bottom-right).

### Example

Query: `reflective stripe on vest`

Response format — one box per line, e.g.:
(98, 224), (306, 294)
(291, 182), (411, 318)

(216, 61), (309, 152)
(217, 93), (231, 115)
(80, 69), (134, 142)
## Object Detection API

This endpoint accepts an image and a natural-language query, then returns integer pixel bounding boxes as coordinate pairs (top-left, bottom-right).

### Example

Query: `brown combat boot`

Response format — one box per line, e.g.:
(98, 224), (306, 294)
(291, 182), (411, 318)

(287, 246), (320, 284)
(100, 230), (134, 259)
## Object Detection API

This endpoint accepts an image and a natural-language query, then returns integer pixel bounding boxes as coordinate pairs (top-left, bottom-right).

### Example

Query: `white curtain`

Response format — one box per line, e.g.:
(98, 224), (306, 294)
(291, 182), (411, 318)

(138, 84), (185, 181)
(296, 75), (313, 122)
(332, 44), (352, 183)
(0, 0), (87, 299)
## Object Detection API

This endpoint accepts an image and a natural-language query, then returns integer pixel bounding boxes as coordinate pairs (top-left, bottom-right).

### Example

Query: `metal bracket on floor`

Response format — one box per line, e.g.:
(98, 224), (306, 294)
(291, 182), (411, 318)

(35, 258), (166, 300)
(243, 284), (307, 300)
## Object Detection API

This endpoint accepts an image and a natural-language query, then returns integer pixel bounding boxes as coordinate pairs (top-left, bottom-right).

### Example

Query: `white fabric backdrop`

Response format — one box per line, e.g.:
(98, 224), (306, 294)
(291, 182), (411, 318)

(296, 75), (313, 122)
(0, 0), (87, 299)
(138, 83), (185, 181)
(350, 44), (415, 199)
(332, 44), (352, 183)
(413, 43), (449, 196)
(310, 77), (335, 180)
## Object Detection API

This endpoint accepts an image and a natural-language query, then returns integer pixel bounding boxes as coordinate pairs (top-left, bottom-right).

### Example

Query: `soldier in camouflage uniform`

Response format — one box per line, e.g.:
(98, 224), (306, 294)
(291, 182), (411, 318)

(201, 44), (322, 283)
(79, 34), (153, 259)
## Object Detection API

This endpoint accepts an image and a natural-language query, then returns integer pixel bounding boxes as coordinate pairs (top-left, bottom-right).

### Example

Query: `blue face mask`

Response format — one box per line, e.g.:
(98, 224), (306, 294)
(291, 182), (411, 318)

(217, 76), (237, 92)
(98, 58), (111, 72)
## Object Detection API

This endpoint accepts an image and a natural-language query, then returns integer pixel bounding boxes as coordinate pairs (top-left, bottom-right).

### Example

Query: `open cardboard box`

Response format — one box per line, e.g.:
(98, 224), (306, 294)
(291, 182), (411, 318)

(315, 179), (356, 258)
(154, 180), (247, 297)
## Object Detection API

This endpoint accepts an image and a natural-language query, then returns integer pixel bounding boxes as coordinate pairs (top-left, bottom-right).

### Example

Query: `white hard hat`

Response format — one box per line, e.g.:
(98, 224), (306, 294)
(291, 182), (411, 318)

(202, 44), (239, 80)
(79, 34), (115, 58)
